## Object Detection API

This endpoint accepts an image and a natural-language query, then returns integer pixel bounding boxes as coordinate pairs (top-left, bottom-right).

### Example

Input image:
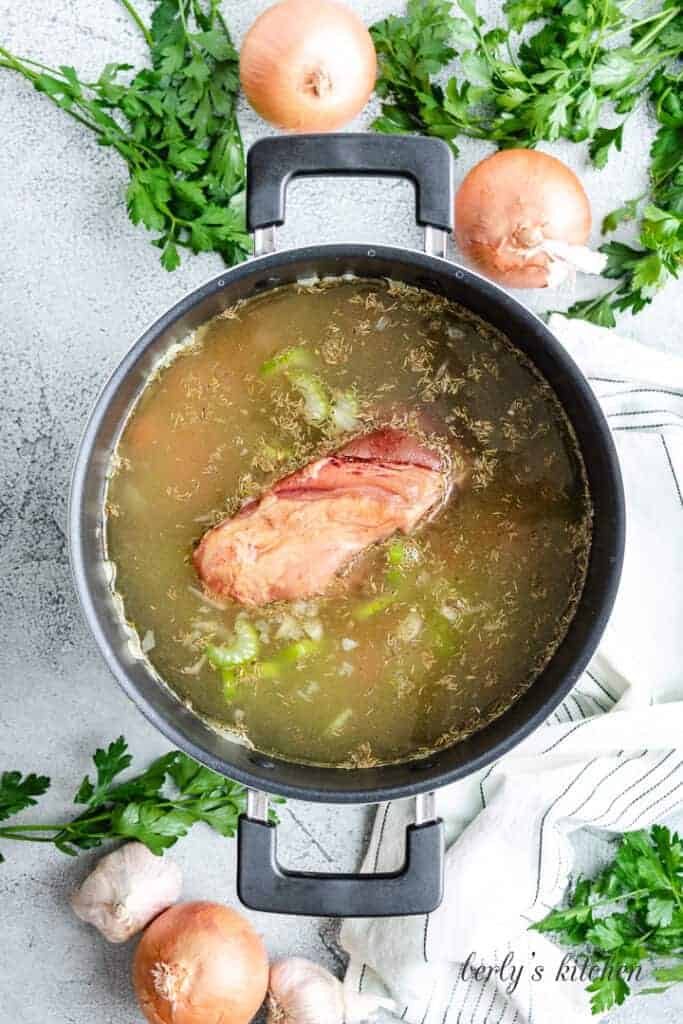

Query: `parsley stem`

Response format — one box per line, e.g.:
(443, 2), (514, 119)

(118, 0), (154, 49)
(0, 48), (109, 139)
(631, 6), (679, 55)
(586, 887), (654, 910)
(177, 0), (200, 58)
(505, 39), (527, 83)
(0, 833), (57, 844)
(601, 6), (676, 45)
(0, 825), (64, 833)
(574, 0), (612, 91)
(0, 46), (41, 77)
(232, 113), (246, 173)
(160, 206), (193, 229)
(0, 809), (114, 833)
(629, 49), (681, 87)
(0, 52), (78, 77)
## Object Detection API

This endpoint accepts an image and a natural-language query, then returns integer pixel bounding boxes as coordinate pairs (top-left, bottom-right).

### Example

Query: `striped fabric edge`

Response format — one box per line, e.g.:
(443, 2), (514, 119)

(355, 737), (683, 1024)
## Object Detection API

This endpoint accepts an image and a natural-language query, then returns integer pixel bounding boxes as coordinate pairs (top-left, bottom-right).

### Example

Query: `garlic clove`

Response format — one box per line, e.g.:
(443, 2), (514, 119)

(70, 842), (182, 943)
(268, 958), (344, 1024)
(267, 957), (394, 1024)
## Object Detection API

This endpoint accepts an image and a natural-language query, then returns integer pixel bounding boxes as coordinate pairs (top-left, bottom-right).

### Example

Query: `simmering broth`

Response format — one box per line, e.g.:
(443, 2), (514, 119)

(107, 278), (592, 767)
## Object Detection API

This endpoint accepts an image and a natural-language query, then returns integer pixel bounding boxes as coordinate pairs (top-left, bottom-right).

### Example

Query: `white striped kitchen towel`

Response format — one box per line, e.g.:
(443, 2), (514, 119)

(341, 315), (683, 1024)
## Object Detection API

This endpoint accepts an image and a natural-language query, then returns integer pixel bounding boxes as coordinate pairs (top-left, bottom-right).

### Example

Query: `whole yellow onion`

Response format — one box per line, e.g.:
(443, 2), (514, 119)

(240, 0), (377, 131)
(133, 901), (268, 1024)
(455, 149), (596, 289)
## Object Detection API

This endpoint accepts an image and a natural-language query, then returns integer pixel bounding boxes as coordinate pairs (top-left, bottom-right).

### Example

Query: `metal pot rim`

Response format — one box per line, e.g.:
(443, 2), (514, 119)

(68, 242), (625, 803)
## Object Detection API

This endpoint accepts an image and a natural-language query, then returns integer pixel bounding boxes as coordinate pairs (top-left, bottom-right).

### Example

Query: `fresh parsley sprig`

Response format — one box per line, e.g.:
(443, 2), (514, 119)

(0, 736), (269, 863)
(371, 0), (681, 156)
(0, 0), (250, 271)
(532, 825), (683, 1014)
(370, 0), (682, 322)
(565, 67), (682, 325)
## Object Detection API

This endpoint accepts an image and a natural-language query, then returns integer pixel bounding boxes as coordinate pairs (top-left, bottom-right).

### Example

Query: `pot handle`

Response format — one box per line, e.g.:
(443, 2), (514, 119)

(237, 791), (444, 917)
(247, 133), (453, 237)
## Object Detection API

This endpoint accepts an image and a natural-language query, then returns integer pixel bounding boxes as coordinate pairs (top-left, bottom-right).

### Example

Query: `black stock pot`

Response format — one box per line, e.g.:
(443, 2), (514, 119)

(69, 133), (624, 919)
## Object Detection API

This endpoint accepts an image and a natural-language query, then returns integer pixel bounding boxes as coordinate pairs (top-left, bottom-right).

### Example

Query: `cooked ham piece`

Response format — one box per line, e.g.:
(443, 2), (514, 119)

(193, 428), (456, 607)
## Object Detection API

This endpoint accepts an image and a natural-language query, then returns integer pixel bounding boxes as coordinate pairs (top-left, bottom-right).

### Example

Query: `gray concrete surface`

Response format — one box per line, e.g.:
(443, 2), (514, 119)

(0, 2), (680, 1022)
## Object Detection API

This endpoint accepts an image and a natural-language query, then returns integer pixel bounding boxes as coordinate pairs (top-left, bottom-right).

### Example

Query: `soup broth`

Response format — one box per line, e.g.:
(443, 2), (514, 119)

(107, 278), (592, 767)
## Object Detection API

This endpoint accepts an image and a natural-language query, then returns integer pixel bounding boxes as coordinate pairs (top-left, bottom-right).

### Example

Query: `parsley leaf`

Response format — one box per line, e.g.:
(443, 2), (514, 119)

(161, 238), (181, 271)
(74, 736), (132, 807)
(589, 123), (623, 170)
(0, 0), (249, 271)
(504, 0), (557, 32)
(587, 972), (630, 1014)
(579, 205), (683, 319)
(0, 771), (50, 823)
(647, 896), (675, 927)
(110, 801), (195, 854)
(602, 195), (643, 234)
(0, 739), (271, 863)
(531, 825), (683, 1014)
(563, 291), (617, 327)
(591, 49), (642, 91)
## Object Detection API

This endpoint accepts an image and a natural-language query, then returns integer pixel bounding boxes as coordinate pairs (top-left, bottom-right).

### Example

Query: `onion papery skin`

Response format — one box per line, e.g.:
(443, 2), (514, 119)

(454, 149), (592, 289)
(133, 901), (268, 1024)
(240, 0), (377, 131)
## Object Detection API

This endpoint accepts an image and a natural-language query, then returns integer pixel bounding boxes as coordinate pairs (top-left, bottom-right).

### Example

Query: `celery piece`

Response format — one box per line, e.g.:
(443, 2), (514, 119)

(385, 567), (404, 589)
(259, 346), (314, 378)
(276, 638), (320, 663)
(353, 593), (397, 620)
(222, 668), (238, 701)
(387, 539), (408, 567)
(286, 371), (330, 425)
(206, 618), (259, 669)
(384, 539), (422, 589)
(256, 637), (320, 679)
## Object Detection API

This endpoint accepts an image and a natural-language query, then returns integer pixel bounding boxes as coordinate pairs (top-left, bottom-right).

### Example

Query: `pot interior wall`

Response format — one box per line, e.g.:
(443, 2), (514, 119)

(70, 245), (624, 803)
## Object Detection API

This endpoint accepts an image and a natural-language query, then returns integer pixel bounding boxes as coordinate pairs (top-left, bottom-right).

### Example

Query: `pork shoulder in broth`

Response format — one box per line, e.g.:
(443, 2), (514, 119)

(193, 428), (458, 606)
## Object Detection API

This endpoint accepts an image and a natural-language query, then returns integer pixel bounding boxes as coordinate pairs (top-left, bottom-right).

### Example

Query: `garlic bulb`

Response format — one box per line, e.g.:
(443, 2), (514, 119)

(267, 958), (395, 1024)
(71, 842), (182, 942)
